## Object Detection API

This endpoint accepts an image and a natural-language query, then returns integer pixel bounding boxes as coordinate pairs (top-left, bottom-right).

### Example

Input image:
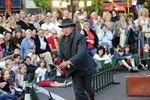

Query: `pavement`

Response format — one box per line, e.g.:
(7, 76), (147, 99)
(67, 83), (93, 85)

(37, 70), (150, 100)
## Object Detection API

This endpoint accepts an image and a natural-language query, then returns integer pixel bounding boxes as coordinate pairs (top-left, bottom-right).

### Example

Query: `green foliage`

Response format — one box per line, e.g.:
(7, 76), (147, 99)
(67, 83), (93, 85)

(86, 0), (103, 15)
(33, 0), (103, 14)
(33, 0), (52, 10)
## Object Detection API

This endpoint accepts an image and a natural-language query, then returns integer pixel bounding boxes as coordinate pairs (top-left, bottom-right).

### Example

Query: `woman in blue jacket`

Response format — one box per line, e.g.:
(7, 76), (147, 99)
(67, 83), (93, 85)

(20, 29), (36, 59)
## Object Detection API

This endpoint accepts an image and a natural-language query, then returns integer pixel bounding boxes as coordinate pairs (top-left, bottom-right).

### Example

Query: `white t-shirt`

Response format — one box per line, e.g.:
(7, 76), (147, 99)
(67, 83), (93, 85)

(41, 23), (55, 31)
(12, 64), (19, 74)
(93, 54), (112, 64)
(35, 67), (47, 82)
(0, 61), (5, 69)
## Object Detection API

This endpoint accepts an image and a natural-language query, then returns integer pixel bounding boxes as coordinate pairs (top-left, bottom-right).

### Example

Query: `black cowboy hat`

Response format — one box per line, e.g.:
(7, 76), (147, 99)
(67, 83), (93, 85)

(59, 18), (76, 28)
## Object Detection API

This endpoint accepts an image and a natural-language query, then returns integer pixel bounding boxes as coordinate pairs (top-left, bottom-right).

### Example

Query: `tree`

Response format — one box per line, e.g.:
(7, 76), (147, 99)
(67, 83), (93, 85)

(85, 0), (103, 15)
(33, 0), (52, 12)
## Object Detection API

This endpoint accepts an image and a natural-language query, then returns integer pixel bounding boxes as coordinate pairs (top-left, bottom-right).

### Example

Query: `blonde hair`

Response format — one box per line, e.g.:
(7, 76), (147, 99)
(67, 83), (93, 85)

(105, 13), (112, 19)
(139, 8), (149, 17)
(25, 29), (32, 38)
(91, 12), (97, 18)
(5, 59), (13, 68)
(103, 12), (109, 19)
(119, 13), (126, 19)
(17, 64), (27, 74)
(2, 69), (10, 76)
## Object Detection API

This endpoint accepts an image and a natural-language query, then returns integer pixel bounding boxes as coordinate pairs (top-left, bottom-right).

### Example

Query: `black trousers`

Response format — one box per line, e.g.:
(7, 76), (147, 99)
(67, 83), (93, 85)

(112, 37), (120, 48)
(72, 70), (95, 100)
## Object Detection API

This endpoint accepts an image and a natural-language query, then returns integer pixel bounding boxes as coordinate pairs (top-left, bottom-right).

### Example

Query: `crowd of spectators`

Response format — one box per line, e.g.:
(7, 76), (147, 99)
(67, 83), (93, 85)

(0, 6), (149, 99)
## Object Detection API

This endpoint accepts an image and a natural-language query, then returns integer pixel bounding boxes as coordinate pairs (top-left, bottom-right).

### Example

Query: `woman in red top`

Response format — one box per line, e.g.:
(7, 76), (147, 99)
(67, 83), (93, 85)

(47, 29), (59, 57)
(81, 22), (98, 56)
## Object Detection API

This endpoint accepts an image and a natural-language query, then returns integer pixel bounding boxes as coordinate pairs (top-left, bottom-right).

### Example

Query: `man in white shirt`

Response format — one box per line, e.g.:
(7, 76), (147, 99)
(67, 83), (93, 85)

(41, 16), (55, 31)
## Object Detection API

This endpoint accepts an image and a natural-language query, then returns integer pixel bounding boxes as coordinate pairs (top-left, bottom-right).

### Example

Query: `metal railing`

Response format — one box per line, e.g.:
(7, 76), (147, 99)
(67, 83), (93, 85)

(92, 61), (114, 92)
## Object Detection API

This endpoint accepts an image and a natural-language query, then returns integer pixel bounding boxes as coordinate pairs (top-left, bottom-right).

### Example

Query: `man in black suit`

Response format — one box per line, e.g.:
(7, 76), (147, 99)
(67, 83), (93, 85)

(58, 19), (96, 100)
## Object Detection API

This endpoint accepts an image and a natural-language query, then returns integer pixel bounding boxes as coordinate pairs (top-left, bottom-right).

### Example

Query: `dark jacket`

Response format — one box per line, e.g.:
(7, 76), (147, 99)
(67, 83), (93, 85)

(125, 24), (138, 44)
(82, 29), (99, 48)
(20, 21), (36, 31)
(75, 21), (82, 32)
(0, 79), (10, 93)
(12, 36), (24, 50)
(34, 35), (51, 55)
(0, 26), (6, 34)
(58, 31), (97, 76)
(111, 16), (119, 22)
(25, 64), (38, 74)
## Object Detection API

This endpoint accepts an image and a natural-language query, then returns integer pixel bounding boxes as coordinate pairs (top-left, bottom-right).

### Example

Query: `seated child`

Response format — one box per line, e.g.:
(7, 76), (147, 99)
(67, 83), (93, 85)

(0, 69), (7, 94)
(114, 48), (138, 72)
(124, 45), (138, 70)
(24, 56), (38, 83)
(140, 43), (150, 68)
(0, 69), (15, 100)
(112, 45), (121, 58)
(5, 59), (15, 86)
(93, 46), (111, 64)
(15, 64), (27, 89)
(35, 59), (66, 87)
(0, 69), (17, 100)
(30, 53), (40, 66)
(12, 54), (21, 74)
(0, 48), (5, 69)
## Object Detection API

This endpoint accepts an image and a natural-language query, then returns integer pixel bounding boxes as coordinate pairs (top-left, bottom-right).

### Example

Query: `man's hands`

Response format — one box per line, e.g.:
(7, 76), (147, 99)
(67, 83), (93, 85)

(58, 60), (72, 74)
(87, 39), (94, 44)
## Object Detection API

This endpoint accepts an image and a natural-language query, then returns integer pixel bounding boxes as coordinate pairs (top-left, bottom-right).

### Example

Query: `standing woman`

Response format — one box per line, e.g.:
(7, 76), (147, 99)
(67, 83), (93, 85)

(104, 13), (115, 35)
(125, 17), (139, 54)
(81, 22), (98, 56)
(94, 16), (104, 34)
(113, 14), (127, 48)
(20, 29), (36, 59)
(137, 8), (149, 32)
(111, 9), (119, 22)
(137, 8), (149, 48)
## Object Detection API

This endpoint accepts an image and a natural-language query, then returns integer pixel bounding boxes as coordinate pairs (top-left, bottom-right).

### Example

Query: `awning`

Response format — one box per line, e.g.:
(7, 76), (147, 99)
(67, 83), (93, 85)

(101, 2), (131, 12)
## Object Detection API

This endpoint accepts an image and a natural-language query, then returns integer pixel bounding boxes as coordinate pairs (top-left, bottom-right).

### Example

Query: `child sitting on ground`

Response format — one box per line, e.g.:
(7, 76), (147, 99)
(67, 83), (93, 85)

(5, 59), (15, 86)
(12, 54), (21, 74)
(93, 46), (111, 64)
(140, 43), (150, 68)
(114, 48), (138, 72)
(0, 69), (7, 94)
(15, 64), (27, 89)
(35, 59), (66, 87)
(124, 45), (138, 71)
(0, 69), (18, 100)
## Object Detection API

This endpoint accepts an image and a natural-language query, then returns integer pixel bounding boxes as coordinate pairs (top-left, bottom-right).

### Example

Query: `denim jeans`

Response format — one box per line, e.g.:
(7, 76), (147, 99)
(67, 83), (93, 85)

(0, 93), (17, 100)
(87, 48), (97, 56)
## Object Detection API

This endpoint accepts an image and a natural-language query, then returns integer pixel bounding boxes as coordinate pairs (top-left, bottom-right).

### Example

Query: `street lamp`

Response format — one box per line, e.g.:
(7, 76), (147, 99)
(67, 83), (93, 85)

(61, 0), (68, 8)
(79, 1), (84, 8)
(87, 0), (92, 7)
(79, 0), (92, 8)
(52, 0), (60, 7)
(79, 0), (92, 12)
(53, 0), (68, 8)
